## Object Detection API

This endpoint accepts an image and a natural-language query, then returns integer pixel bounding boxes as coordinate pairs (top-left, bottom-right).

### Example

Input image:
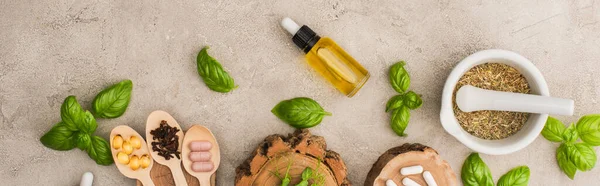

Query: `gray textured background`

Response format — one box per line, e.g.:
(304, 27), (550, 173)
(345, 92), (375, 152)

(1, 0), (600, 185)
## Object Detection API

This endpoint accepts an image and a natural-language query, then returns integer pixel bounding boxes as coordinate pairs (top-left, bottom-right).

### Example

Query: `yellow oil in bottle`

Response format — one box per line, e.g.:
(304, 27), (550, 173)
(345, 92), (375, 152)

(281, 17), (370, 97)
(305, 38), (370, 97)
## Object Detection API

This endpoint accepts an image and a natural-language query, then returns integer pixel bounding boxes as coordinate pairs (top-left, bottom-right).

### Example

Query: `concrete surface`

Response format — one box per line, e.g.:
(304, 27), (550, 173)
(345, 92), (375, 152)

(1, 0), (600, 185)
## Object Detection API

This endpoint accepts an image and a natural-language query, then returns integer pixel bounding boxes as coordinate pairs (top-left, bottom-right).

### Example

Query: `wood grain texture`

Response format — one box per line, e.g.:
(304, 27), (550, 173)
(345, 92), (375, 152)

(235, 129), (350, 186)
(136, 161), (216, 186)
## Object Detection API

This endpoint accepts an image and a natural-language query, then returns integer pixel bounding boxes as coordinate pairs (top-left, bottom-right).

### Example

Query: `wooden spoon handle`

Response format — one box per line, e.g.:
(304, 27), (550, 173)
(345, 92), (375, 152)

(138, 174), (155, 186)
(170, 165), (189, 186)
(199, 178), (211, 186)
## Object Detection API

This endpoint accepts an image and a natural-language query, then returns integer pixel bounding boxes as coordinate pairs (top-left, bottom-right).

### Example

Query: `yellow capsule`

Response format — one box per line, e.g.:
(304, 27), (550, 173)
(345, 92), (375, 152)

(140, 155), (151, 169)
(129, 136), (142, 149)
(129, 155), (140, 170)
(112, 135), (123, 149)
(116, 152), (129, 165)
(122, 141), (133, 155)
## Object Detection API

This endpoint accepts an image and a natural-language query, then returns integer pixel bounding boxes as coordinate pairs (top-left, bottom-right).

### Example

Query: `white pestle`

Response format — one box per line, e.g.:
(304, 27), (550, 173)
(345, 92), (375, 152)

(456, 85), (574, 116)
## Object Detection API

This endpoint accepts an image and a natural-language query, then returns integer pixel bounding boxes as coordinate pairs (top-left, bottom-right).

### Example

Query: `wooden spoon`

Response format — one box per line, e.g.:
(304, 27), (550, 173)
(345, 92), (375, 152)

(145, 110), (188, 186)
(110, 125), (155, 186)
(182, 125), (221, 186)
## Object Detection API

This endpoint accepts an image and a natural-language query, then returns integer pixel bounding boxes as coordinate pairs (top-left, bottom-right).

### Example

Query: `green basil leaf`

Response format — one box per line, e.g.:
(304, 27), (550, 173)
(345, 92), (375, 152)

(497, 166), (530, 186)
(280, 177), (290, 186)
(575, 114), (600, 146)
(40, 122), (77, 151)
(563, 123), (579, 144)
(75, 132), (92, 150)
(196, 46), (237, 93)
(385, 95), (403, 112)
(389, 61), (410, 93)
(557, 143), (577, 179)
(461, 153), (494, 186)
(390, 106), (410, 136)
(301, 167), (313, 180)
(567, 143), (597, 171)
(541, 117), (566, 142)
(92, 79), (133, 118)
(86, 136), (114, 165)
(271, 97), (331, 129)
(296, 181), (308, 186)
(60, 96), (84, 131)
(78, 111), (97, 134)
(403, 91), (423, 110)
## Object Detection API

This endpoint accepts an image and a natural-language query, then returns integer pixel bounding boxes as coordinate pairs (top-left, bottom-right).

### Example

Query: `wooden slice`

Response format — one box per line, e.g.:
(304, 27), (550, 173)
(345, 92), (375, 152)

(235, 129), (351, 186)
(136, 161), (216, 186)
(364, 143), (458, 186)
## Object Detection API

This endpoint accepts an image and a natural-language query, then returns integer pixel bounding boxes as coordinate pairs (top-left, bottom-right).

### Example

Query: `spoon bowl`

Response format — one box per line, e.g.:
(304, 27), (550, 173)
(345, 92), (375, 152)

(110, 125), (155, 186)
(146, 110), (188, 186)
(182, 125), (221, 186)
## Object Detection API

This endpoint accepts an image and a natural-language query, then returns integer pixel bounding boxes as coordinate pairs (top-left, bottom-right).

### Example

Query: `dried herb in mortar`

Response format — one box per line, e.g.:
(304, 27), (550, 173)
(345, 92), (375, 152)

(453, 63), (530, 140)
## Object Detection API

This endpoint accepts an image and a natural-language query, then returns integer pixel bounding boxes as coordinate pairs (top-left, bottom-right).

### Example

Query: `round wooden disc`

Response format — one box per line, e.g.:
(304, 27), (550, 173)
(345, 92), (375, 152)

(135, 159), (216, 186)
(235, 129), (351, 186)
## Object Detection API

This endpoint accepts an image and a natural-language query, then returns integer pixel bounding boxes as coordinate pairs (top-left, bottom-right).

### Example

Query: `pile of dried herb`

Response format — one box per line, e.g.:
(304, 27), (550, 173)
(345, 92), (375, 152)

(453, 63), (530, 140)
(150, 120), (181, 160)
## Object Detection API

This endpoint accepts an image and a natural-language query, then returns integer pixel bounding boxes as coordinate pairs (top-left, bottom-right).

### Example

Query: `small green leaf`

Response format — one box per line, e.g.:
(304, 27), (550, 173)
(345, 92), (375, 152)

(568, 143), (597, 171)
(296, 181), (309, 186)
(557, 143), (577, 179)
(75, 132), (92, 150)
(541, 117), (566, 142)
(575, 114), (600, 146)
(563, 123), (579, 144)
(301, 167), (313, 180)
(497, 166), (530, 186)
(86, 136), (114, 165)
(92, 79), (133, 118)
(385, 95), (403, 112)
(280, 177), (290, 186)
(389, 61), (410, 93)
(461, 153), (494, 186)
(385, 91), (423, 112)
(196, 46), (237, 93)
(60, 96), (84, 131)
(40, 122), (77, 151)
(403, 91), (422, 110)
(271, 97), (331, 129)
(390, 106), (410, 136)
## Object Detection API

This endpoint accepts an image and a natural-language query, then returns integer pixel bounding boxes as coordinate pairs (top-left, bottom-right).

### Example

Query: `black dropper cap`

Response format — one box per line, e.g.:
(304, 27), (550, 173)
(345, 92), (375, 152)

(292, 25), (321, 53)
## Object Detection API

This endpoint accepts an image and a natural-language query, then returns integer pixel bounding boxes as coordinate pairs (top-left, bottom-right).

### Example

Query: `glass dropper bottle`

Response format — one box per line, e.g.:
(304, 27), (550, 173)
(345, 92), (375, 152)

(281, 17), (370, 97)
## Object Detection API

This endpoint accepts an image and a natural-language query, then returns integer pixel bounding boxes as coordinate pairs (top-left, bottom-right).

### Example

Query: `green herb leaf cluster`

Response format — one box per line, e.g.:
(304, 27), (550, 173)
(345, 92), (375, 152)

(196, 46), (237, 93)
(40, 80), (134, 165)
(272, 97), (331, 129)
(461, 153), (530, 186)
(274, 163), (325, 186)
(385, 61), (423, 136)
(541, 115), (600, 179)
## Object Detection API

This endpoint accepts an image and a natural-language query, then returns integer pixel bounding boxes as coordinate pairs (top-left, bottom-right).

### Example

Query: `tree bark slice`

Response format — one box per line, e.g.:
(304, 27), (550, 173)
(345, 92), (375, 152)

(235, 129), (351, 186)
(365, 143), (458, 186)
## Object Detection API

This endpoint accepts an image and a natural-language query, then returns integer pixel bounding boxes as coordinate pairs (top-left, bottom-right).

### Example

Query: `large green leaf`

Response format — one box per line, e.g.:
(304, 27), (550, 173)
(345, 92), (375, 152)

(575, 114), (600, 146)
(271, 97), (331, 129)
(40, 122), (77, 151)
(92, 80), (133, 118)
(461, 153), (494, 186)
(196, 46), (237, 93)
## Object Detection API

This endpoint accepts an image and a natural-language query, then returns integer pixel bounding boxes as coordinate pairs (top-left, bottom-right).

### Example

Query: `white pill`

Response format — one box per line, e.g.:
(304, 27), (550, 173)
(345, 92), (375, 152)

(402, 177), (421, 186)
(401, 165), (424, 175)
(423, 171), (438, 186)
(386, 179), (398, 186)
(80, 172), (93, 186)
